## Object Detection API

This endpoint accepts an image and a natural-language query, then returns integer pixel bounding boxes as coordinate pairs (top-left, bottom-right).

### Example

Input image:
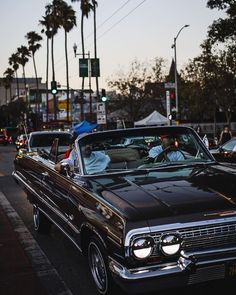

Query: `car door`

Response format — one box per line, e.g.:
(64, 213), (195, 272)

(40, 168), (72, 232)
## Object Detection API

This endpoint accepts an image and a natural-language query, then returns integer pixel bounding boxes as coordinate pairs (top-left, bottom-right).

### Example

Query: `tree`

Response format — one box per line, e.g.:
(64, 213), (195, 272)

(107, 59), (167, 124)
(92, 0), (99, 100)
(42, 0), (62, 121)
(3, 68), (14, 103)
(71, 0), (94, 106)
(39, 14), (52, 122)
(58, 0), (77, 122)
(25, 31), (43, 114)
(17, 45), (31, 106)
(9, 53), (20, 100)
(183, 39), (236, 127)
(207, 0), (236, 43)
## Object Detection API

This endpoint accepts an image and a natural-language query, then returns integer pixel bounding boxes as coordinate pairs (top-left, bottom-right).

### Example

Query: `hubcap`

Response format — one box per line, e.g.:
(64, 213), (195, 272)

(89, 242), (108, 293)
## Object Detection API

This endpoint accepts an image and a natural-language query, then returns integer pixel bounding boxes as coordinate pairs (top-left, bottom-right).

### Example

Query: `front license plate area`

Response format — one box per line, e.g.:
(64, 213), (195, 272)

(226, 263), (236, 278)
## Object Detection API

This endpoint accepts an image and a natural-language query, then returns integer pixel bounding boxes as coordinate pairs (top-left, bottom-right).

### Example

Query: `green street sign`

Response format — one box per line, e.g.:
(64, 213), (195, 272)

(79, 58), (88, 77)
(91, 58), (100, 77)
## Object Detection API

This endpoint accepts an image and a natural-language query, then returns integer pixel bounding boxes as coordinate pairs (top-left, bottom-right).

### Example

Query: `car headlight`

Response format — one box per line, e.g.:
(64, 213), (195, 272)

(131, 237), (154, 259)
(160, 233), (182, 256)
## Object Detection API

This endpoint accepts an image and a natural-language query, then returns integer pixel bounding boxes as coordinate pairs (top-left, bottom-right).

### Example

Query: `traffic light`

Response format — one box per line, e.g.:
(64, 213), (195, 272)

(51, 81), (58, 95)
(101, 88), (107, 102)
(170, 91), (175, 99)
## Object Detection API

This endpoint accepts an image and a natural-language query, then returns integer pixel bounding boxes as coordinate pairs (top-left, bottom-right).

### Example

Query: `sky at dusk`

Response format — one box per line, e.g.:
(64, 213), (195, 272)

(0, 0), (225, 92)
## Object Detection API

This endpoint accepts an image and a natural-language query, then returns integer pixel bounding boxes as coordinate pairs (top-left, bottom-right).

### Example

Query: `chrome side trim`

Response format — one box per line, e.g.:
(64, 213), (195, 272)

(13, 171), (68, 224)
(39, 207), (82, 253)
(13, 171), (82, 252)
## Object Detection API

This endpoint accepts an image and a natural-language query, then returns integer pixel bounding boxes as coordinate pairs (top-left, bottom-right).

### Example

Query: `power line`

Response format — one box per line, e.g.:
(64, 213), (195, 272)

(84, 0), (131, 41)
(51, 0), (148, 80)
(42, 1), (132, 76)
(96, 0), (147, 42)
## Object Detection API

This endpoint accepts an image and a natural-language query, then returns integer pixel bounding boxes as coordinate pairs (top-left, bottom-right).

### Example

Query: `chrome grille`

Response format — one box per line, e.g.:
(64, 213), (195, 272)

(151, 221), (236, 257)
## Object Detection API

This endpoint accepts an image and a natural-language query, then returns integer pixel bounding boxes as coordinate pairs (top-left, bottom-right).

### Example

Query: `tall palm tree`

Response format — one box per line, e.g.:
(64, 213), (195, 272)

(58, 0), (77, 122)
(39, 14), (52, 122)
(25, 31), (43, 114)
(17, 45), (31, 106)
(92, 0), (99, 100)
(9, 53), (20, 101)
(71, 0), (94, 97)
(42, 1), (61, 121)
(3, 68), (15, 102)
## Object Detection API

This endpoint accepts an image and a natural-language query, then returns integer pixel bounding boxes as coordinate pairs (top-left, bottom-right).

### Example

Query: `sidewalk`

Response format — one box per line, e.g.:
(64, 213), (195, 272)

(0, 205), (47, 295)
(0, 191), (73, 295)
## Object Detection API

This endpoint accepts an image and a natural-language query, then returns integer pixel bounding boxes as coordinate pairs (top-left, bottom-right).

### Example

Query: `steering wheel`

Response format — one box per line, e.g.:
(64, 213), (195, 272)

(154, 146), (185, 163)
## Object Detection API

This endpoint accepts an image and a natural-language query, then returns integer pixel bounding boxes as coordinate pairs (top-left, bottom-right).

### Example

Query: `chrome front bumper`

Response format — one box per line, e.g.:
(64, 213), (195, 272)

(109, 247), (236, 293)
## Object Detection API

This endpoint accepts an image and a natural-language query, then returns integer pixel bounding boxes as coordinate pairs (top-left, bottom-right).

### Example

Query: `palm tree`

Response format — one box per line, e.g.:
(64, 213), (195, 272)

(71, 0), (94, 96)
(3, 68), (15, 103)
(39, 14), (52, 122)
(25, 31), (43, 114)
(92, 0), (99, 100)
(9, 53), (20, 101)
(17, 46), (31, 106)
(42, 1), (61, 121)
(58, 0), (77, 122)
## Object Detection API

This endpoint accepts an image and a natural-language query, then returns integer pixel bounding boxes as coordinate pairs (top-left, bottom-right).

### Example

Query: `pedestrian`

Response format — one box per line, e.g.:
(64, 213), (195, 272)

(195, 125), (202, 137)
(219, 125), (232, 146)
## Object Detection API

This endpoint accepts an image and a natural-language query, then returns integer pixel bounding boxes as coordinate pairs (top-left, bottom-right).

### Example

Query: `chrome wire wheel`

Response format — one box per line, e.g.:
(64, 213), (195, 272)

(33, 205), (40, 231)
(88, 240), (108, 294)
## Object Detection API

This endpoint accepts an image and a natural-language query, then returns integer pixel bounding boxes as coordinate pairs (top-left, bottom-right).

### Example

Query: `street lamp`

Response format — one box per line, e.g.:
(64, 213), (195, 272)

(172, 24), (189, 124)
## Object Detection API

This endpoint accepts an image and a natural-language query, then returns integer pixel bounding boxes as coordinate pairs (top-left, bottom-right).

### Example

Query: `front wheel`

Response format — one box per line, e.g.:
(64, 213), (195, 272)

(33, 205), (51, 234)
(88, 236), (117, 295)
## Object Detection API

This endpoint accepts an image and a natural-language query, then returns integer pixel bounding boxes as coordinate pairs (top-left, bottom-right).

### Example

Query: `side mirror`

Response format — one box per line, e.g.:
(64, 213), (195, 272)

(18, 148), (28, 155)
(60, 163), (73, 177)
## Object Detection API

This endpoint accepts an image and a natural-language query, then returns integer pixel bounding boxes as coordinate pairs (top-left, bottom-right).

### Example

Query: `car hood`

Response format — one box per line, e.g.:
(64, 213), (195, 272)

(91, 164), (236, 222)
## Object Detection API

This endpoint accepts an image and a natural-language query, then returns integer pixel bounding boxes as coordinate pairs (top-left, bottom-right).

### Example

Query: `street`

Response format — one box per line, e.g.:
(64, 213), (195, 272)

(0, 144), (235, 295)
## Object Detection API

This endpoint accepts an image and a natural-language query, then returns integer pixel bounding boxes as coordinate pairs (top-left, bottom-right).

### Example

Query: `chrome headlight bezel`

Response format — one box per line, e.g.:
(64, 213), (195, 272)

(159, 232), (182, 256)
(131, 237), (154, 260)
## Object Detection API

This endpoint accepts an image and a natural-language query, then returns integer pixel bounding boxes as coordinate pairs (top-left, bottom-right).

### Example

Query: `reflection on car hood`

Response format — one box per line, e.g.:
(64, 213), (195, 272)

(90, 165), (236, 221)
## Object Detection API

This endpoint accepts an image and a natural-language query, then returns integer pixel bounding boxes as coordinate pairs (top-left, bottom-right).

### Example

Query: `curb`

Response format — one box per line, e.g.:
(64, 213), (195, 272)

(0, 191), (73, 295)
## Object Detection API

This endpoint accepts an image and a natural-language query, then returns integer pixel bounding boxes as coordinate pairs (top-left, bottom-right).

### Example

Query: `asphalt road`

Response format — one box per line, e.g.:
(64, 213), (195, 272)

(0, 144), (235, 295)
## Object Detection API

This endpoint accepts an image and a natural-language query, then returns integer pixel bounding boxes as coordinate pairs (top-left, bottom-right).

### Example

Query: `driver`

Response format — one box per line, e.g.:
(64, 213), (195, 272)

(148, 135), (185, 161)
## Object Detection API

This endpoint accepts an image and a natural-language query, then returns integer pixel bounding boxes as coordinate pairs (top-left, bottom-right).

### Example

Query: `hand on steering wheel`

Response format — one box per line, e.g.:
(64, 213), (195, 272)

(154, 146), (185, 163)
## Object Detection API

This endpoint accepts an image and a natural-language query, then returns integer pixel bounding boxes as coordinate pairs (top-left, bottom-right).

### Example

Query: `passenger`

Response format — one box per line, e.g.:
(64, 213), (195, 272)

(63, 134), (77, 159)
(82, 144), (110, 174)
(55, 135), (79, 174)
(148, 135), (185, 161)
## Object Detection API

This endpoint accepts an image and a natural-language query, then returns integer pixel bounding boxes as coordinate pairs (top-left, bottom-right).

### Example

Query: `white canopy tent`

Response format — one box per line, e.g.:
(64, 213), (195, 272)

(134, 110), (168, 126)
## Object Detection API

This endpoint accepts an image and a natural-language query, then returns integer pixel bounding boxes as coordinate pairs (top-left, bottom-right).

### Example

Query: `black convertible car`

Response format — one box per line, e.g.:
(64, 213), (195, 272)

(13, 126), (236, 294)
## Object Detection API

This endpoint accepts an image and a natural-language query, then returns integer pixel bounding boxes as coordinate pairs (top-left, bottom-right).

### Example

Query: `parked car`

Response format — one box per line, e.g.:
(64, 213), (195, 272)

(13, 126), (236, 294)
(210, 137), (236, 163)
(0, 131), (8, 145)
(27, 130), (72, 153)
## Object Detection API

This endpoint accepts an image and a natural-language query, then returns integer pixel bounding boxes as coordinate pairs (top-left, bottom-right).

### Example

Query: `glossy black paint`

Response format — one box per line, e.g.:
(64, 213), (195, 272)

(12, 126), (236, 294)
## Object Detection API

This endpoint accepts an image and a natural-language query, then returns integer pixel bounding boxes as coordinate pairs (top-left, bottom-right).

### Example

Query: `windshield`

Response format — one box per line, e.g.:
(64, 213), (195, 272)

(76, 127), (213, 175)
(30, 133), (71, 148)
